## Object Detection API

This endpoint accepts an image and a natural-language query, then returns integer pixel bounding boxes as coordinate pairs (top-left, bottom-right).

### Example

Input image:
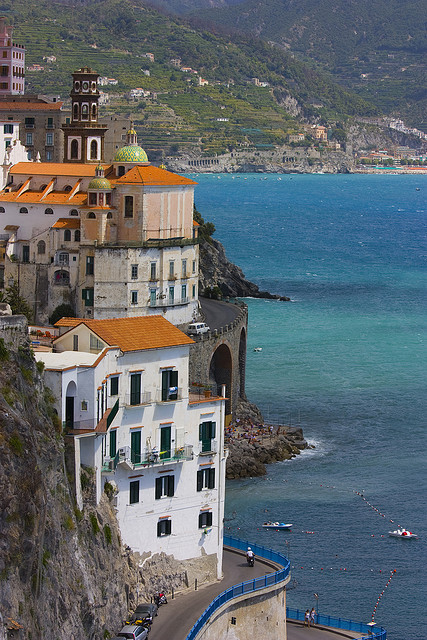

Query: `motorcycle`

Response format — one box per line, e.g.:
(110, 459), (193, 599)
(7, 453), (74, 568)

(154, 592), (168, 606)
(246, 554), (255, 567)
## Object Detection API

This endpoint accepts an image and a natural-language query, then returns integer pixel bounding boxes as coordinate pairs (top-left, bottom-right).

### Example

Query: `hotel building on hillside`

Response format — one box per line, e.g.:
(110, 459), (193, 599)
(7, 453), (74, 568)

(36, 314), (227, 578)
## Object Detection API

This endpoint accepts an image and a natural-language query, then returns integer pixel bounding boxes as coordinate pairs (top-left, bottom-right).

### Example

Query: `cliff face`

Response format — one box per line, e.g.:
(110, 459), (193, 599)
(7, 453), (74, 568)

(0, 330), (211, 639)
(199, 237), (289, 300)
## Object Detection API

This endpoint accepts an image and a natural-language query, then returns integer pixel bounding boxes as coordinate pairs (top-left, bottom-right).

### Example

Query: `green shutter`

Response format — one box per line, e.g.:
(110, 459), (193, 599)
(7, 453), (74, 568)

(167, 475), (175, 497)
(208, 468), (215, 489)
(160, 426), (171, 459)
(161, 370), (168, 401)
(109, 429), (117, 458)
(155, 477), (162, 500)
(131, 430), (141, 464)
(130, 373), (141, 405)
(197, 470), (203, 492)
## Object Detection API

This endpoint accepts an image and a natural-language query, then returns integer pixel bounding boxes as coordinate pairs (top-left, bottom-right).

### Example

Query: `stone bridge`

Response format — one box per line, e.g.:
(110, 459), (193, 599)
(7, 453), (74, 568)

(188, 300), (248, 423)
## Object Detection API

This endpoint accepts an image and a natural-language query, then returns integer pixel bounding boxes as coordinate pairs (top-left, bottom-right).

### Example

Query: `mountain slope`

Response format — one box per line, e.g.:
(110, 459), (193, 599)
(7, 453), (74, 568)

(3, 0), (380, 157)
(177, 0), (426, 130)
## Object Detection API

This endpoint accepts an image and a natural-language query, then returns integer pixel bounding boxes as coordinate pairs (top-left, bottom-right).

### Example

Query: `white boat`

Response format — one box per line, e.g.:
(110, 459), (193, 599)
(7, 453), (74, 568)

(253, 347), (262, 352)
(389, 528), (418, 539)
(262, 521), (292, 530)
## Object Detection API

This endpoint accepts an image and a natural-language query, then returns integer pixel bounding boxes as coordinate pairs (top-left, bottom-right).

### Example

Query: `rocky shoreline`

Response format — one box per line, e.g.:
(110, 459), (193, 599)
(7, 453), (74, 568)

(225, 421), (310, 479)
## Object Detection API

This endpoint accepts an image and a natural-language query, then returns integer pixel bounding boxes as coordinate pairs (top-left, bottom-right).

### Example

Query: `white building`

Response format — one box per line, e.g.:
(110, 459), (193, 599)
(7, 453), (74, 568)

(0, 119), (29, 189)
(37, 315), (227, 577)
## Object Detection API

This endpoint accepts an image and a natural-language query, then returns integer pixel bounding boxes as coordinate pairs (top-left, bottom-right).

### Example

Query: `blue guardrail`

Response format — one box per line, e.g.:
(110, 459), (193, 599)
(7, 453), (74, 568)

(286, 608), (387, 639)
(185, 535), (290, 640)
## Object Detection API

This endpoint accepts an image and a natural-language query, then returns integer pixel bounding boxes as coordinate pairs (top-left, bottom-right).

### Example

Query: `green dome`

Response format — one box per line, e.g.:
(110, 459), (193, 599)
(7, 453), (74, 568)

(114, 145), (148, 163)
(88, 176), (111, 190)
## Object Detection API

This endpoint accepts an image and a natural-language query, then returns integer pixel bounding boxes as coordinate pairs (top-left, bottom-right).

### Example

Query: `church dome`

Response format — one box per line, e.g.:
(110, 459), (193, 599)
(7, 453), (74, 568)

(114, 145), (148, 163)
(88, 176), (111, 190)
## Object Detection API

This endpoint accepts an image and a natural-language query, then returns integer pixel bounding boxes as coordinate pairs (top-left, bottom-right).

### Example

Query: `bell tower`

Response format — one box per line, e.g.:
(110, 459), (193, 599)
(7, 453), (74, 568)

(62, 67), (108, 164)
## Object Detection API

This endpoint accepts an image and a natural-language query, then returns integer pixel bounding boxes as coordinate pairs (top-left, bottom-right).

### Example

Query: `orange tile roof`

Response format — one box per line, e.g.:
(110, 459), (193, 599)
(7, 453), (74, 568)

(55, 315), (194, 352)
(54, 317), (83, 327)
(0, 190), (87, 205)
(10, 162), (111, 177)
(116, 165), (197, 186)
(0, 102), (63, 110)
(52, 218), (81, 229)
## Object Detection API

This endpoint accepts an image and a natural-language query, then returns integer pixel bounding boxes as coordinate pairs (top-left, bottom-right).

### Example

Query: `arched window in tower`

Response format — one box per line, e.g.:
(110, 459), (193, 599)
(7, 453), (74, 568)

(74, 230), (81, 242)
(106, 212), (113, 219)
(87, 212), (96, 219)
(64, 229), (71, 242)
(37, 240), (46, 255)
(88, 193), (97, 205)
(73, 103), (78, 120)
(92, 104), (97, 119)
(90, 139), (98, 159)
(71, 139), (79, 159)
(124, 196), (134, 218)
(81, 104), (89, 120)
(118, 165), (125, 177)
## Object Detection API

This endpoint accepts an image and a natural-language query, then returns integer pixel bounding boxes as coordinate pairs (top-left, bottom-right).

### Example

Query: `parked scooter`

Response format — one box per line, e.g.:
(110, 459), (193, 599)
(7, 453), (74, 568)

(154, 591), (168, 607)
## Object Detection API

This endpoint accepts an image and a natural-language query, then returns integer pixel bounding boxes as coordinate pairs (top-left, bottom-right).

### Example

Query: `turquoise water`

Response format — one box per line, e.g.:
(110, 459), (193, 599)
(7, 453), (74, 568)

(190, 174), (426, 640)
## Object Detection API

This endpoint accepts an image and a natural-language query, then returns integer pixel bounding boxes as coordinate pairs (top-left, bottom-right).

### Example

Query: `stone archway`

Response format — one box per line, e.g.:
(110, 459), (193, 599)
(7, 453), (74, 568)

(65, 380), (77, 430)
(209, 343), (232, 418)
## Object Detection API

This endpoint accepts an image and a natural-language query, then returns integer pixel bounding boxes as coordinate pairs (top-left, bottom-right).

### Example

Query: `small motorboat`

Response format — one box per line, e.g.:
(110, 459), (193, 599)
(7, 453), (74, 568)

(262, 521), (292, 530)
(253, 347), (262, 352)
(389, 528), (418, 539)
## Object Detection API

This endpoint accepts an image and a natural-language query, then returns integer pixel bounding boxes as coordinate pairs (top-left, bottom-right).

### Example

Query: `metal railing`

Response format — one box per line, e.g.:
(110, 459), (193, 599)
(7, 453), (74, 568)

(185, 536), (290, 640)
(124, 391), (152, 407)
(102, 445), (194, 472)
(149, 297), (189, 308)
(286, 608), (386, 639)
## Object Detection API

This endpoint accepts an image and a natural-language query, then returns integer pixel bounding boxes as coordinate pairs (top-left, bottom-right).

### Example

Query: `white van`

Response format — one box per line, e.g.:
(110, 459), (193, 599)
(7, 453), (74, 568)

(188, 322), (210, 335)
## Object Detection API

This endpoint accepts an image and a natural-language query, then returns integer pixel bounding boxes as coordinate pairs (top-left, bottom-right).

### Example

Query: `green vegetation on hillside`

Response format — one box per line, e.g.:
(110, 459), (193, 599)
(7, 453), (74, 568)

(2, 0), (381, 154)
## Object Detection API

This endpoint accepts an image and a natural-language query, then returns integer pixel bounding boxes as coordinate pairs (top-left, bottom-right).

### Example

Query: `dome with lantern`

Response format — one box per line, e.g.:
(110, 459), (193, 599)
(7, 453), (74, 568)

(88, 165), (111, 190)
(114, 125), (148, 163)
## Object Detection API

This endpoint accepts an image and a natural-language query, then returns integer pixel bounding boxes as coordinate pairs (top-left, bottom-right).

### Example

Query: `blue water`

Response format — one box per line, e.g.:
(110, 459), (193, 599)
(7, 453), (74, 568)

(190, 174), (426, 640)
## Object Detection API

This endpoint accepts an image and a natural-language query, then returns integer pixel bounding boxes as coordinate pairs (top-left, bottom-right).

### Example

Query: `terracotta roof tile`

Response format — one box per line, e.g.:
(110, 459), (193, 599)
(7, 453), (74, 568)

(0, 191), (87, 205)
(116, 165), (197, 186)
(10, 162), (111, 177)
(0, 102), (63, 110)
(52, 218), (81, 229)
(55, 315), (194, 352)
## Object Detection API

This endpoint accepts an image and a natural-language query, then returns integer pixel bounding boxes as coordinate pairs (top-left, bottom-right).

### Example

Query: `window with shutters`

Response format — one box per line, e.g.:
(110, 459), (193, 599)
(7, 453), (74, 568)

(159, 425), (172, 460)
(155, 475), (175, 499)
(86, 255), (94, 275)
(110, 376), (119, 396)
(110, 429), (117, 458)
(131, 430), (141, 464)
(197, 468), (215, 492)
(129, 480), (139, 504)
(157, 519), (171, 537)
(161, 369), (178, 401)
(130, 373), (141, 405)
(198, 511), (213, 529)
(199, 421), (216, 453)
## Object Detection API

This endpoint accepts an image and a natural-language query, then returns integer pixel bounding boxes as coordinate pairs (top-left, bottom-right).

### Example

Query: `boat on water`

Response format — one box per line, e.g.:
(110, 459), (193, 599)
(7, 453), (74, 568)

(389, 528), (418, 539)
(253, 347), (262, 352)
(262, 521), (292, 530)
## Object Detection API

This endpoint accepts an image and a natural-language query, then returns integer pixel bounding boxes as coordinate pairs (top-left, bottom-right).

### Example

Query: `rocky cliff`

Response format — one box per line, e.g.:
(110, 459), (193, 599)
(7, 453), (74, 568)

(0, 328), (215, 640)
(199, 237), (290, 301)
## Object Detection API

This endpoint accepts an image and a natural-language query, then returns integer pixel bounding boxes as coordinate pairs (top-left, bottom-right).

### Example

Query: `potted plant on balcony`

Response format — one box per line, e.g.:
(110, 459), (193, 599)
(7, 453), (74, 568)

(203, 386), (212, 398)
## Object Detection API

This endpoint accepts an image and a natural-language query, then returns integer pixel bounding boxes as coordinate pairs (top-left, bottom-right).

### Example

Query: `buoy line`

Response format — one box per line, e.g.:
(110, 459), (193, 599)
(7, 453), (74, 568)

(354, 491), (407, 529)
(372, 570), (397, 622)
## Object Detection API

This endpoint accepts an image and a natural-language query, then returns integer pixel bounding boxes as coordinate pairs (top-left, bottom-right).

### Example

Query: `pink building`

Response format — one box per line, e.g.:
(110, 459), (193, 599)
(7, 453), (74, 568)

(0, 17), (25, 95)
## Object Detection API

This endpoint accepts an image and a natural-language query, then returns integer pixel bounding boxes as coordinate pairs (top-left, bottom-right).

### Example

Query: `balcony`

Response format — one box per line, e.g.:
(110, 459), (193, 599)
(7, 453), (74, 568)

(124, 391), (152, 407)
(156, 387), (182, 403)
(102, 444), (193, 472)
(149, 297), (189, 308)
(199, 439), (218, 456)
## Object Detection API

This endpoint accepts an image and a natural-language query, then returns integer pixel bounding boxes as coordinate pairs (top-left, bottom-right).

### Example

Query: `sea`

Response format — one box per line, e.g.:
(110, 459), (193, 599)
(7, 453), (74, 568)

(188, 173), (426, 640)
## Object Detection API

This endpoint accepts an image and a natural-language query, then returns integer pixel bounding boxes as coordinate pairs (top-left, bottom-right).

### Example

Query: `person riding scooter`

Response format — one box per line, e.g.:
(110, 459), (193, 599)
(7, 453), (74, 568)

(246, 547), (255, 566)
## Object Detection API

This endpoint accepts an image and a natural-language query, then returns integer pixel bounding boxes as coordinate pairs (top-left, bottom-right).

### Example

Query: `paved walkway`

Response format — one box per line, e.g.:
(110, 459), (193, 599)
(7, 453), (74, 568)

(148, 548), (364, 640)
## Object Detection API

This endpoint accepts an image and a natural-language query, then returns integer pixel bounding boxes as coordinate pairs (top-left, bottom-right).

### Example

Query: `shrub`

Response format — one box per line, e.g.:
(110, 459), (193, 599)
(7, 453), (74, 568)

(104, 524), (112, 545)
(9, 432), (24, 456)
(0, 338), (9, 361)
(89, 513), (100, 535)
(49, 303), (76, 326)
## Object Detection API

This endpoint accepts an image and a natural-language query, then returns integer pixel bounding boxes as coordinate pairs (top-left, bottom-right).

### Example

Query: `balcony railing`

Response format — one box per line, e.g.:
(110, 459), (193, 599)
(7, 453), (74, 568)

(149, 297), (189, 308)
(102, 444), (193, 472)
(155, 387), (182, 403)
(124, 391), (152, 407)
(199, 439), (218, 455)
(186, 536), (291, 640)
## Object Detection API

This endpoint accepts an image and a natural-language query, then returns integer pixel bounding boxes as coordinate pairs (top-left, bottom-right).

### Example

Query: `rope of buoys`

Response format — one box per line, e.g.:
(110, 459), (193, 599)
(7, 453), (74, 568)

(354, 491), (405, 528)
(372, 570), (397, 621)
